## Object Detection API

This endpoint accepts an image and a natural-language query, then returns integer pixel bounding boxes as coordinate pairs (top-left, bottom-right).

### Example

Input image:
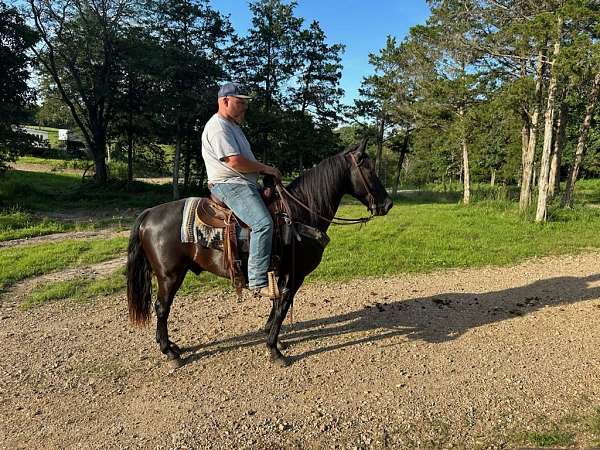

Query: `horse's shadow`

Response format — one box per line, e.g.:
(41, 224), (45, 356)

(181, 273), (600, 365)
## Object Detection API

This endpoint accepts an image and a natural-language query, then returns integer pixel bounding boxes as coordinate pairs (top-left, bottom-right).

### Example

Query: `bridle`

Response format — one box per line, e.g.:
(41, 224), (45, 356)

(275, 152), (377, 226)
(348, 152), (377, 214)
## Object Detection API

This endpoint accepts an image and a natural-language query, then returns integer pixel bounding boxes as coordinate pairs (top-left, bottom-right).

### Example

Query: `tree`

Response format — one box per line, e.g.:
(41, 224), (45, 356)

(562, 70), (600, 207)
(236, 0), (303, 163)
(148, 0), (232, 198)
(111, 26), (163, 182)
(28, 0), (140, 183)
(412, 2), (484, 204)
(290, 20), (344, 126)
(536, 15), (563, 222)
(0, 1), (38, 172)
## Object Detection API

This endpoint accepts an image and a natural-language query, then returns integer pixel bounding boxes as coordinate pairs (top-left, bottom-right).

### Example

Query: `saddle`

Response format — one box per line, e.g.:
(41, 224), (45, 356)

(191, 180), (330, 296)
(195, 185), (278, 294)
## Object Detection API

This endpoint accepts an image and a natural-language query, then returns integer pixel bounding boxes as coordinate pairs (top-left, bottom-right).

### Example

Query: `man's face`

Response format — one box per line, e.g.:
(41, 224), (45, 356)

(222, 96), (248, 123)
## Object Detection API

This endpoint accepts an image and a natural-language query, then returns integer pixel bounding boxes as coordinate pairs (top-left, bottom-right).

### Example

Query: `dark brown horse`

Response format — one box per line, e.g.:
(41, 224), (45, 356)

(126, 140), (393, 367)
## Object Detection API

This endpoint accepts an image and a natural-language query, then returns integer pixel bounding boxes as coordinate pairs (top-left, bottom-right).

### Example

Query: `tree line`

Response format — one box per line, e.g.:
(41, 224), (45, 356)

(1, 0), (345, 198)
(2, 0), (600, 222)
(353, 0), (600, 222)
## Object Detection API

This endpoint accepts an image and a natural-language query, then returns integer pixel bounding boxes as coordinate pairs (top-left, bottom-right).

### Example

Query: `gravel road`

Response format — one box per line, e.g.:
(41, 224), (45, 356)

(1, 252), (600, 449)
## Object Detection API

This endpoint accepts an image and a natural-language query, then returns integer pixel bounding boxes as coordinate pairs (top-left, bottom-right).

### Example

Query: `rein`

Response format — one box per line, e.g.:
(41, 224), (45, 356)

(274, 153), (375, 226)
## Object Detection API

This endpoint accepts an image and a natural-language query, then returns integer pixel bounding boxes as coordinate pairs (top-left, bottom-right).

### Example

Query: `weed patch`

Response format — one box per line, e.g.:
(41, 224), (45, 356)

(521, 430), (575, 447)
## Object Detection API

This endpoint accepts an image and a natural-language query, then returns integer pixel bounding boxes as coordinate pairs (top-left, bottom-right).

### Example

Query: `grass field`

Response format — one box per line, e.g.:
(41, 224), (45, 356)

(3, 168), (600, 307)
(0, 209), (96, 241)
(0, 236), (127, 290)
(0, 169), (173, 212)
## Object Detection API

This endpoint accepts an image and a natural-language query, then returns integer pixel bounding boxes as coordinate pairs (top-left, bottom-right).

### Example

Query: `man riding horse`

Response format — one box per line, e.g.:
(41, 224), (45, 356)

(127, 83), (393, 367)
(201, 82), (282, 298)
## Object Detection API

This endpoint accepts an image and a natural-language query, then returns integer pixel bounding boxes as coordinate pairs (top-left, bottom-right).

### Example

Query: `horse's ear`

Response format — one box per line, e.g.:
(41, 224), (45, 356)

(357, 137), (368, 155)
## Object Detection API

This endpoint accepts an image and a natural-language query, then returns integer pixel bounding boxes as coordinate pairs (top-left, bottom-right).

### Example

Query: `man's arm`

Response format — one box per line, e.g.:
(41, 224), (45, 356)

(222, 155), (282, 181)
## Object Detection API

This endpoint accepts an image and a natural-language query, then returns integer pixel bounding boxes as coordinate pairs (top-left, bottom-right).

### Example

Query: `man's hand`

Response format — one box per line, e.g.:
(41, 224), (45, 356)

(262, 165), (282, 183)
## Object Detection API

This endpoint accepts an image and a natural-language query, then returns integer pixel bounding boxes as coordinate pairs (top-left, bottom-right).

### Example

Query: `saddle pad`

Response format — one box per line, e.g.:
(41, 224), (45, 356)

(181, 197), (249, 251)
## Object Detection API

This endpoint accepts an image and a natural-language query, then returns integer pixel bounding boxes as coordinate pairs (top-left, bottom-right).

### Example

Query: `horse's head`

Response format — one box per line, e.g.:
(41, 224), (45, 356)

(345, 138), (393, 216)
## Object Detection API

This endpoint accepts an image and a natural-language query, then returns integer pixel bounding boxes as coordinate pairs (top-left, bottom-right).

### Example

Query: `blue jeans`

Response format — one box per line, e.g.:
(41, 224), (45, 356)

(210, 182), (273, 289)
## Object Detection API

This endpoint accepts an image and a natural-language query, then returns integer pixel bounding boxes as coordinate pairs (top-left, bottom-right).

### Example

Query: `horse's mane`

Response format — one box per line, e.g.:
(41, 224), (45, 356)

(286, 151), (350, 224)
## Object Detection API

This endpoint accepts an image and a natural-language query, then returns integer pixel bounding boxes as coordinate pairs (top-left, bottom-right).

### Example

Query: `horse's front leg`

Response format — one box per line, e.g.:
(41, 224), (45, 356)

(264, 300), (288, 352)
(266, 276), (303, 366)
(263, 273), (293, 351)
(266, 295), (293, 366)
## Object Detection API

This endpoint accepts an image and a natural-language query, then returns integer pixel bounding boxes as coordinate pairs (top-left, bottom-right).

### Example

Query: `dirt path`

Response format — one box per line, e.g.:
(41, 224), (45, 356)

(0, 229), (129, 249)
(1, 252), (600, 449)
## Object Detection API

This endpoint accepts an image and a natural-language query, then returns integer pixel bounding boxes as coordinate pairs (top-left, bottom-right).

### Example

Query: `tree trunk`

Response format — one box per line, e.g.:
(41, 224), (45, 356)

(375, 115), (385, 177)
(519, 47), (546, 212)
(392, 131), (410, 198)
(462, 137), (470, 205)
(536, 17), (562, 223)
(89, 123), (108, 183)
(520, 58), (530, 189)
(172, 118), (181, 200)
(184, 125), (191, 191)
(490, 169), (496, 187)
(562, 71), (600, 207)
(521, 110), (530, 180)
(92, 140), (108, 183)
(548, 89), (569, 198)
(458, 103), (470, 205)
(126, 74), (134, 183)
(127, 111), (133, 183)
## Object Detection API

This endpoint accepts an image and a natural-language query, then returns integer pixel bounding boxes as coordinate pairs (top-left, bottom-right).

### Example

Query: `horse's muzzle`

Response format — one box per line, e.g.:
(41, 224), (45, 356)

(375, 198), (393, 216)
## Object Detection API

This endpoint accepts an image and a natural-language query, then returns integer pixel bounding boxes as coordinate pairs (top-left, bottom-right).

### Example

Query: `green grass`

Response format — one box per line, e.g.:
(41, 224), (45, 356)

(17, 155), (90, 170)
(0, 169), (173, 211)
(0, 209), (95, 241)
(572, 178), (600, 204)
(521, 430), (575, 447)
(587, 407), (600, 445)
(22, 269), (126, 309)
(0, 237), (127, 290)
(5, 171), (600, 304)
(310, 199), (600, 282)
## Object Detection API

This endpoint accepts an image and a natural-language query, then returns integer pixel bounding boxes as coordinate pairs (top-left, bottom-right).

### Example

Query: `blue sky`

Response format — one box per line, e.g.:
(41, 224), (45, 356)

(211, 0), (431, 105)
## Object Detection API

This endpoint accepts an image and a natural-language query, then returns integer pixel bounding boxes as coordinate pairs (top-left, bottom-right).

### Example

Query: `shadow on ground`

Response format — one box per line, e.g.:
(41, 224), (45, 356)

(178, 273), (600, 366)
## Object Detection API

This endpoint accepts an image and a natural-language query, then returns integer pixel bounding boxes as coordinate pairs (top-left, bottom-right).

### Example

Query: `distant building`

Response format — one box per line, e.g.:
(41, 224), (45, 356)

(58, 129), (69, 141)
(19, 126), (49, 145)
(16, 125), (86, 154)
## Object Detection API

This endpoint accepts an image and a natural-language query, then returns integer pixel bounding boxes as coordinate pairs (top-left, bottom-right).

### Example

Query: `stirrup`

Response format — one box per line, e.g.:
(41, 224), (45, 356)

(268, 271), (280, 299)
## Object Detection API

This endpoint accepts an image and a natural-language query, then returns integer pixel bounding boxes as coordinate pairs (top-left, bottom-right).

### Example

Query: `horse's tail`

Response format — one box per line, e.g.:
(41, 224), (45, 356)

(127, 209), (152, 326)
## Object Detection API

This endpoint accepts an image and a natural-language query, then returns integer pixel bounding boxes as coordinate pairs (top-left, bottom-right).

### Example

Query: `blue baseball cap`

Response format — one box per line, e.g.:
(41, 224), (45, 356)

(218, 82), (251, 99)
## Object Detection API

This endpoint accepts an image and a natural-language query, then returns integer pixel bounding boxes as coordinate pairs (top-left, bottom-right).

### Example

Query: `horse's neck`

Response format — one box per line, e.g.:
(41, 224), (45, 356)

(286, 159), (347, 231)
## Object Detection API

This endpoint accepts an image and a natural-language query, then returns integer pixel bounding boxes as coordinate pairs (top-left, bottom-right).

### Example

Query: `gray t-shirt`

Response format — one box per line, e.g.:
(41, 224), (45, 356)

(201, 113), (258, 185)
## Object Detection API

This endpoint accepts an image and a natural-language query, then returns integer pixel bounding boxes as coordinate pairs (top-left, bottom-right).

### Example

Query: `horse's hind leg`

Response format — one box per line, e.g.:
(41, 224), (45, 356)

(155, 269), (187, 361)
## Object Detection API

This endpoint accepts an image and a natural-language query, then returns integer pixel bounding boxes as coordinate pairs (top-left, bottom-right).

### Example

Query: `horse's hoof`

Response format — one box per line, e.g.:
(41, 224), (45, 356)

(277, 340), (289, 351)
(271, 355), (290, 368)
(169, 341), (181, 354)
(168, 357), (184, 370)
